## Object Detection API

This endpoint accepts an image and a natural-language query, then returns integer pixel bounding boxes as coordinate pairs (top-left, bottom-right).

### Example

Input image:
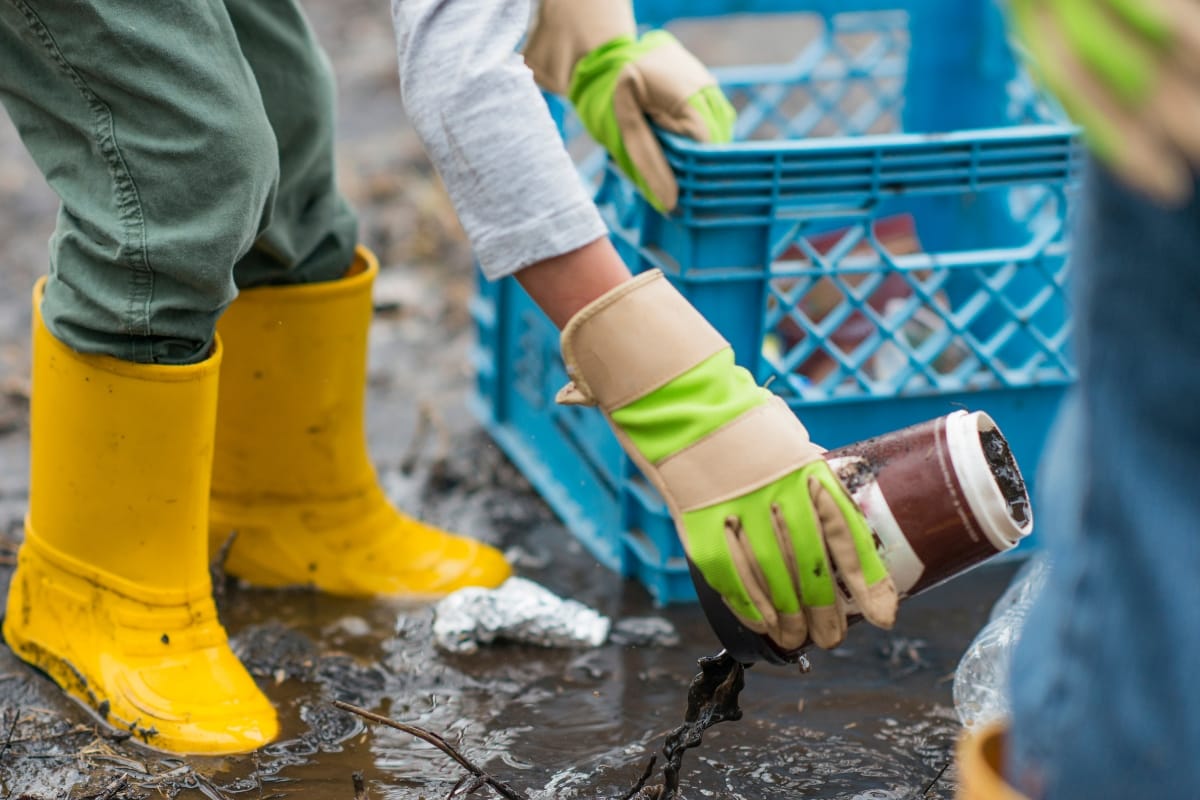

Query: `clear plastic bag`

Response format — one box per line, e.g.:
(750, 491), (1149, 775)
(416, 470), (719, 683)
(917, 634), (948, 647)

(953, 556), (1051, 730)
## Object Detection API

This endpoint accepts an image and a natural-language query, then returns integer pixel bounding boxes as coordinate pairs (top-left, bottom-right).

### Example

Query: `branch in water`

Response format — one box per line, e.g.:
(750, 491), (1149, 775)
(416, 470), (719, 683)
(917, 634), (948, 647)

(331, 700), (529, 800)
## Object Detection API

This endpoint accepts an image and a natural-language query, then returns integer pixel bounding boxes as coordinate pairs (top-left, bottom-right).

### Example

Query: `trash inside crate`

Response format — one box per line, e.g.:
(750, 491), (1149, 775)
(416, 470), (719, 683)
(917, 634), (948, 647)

(472, 2), (1081, 604)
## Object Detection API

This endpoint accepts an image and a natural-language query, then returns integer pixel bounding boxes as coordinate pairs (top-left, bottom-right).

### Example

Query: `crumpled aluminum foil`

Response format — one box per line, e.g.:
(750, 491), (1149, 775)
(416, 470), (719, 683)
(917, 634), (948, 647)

(431, 577), (612, 654)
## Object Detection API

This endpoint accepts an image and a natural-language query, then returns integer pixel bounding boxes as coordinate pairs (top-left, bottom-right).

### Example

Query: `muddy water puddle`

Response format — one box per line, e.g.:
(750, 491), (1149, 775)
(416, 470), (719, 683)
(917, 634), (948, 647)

(0, 505), (1018, 800)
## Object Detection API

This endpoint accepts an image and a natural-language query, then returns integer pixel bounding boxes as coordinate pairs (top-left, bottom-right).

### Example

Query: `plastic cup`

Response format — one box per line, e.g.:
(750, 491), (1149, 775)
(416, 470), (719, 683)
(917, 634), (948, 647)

(690, 410), (1033, 665)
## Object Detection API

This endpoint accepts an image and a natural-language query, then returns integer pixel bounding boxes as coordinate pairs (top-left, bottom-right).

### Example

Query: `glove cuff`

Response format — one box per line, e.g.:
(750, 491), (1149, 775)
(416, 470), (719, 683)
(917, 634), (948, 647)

(557, 270), (728, 410)
(524, 0), (637, 95)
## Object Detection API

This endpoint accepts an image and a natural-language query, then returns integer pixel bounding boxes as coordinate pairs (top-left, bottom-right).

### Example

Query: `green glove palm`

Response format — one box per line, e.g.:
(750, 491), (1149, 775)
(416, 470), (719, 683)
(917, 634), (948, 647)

(569, 31), (736, 212)
(1010, 0), (1200, 201)
(559, 271), (898, 650)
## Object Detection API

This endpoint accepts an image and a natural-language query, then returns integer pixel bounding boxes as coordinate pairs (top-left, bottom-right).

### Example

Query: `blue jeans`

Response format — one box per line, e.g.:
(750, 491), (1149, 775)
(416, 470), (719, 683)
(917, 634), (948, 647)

(1008, 160), (1200, 798)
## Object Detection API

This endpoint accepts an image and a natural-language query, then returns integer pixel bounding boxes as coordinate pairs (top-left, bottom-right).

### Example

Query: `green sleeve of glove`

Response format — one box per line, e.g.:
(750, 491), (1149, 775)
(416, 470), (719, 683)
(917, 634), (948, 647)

(610, 349), (768, 462)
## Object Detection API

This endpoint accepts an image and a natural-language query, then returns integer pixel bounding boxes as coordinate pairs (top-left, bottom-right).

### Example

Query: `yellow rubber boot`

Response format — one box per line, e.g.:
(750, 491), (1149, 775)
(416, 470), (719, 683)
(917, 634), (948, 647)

(957, 724), (1032, 800)
(209, 246), (510, 597)
(2, 284), (278, 754)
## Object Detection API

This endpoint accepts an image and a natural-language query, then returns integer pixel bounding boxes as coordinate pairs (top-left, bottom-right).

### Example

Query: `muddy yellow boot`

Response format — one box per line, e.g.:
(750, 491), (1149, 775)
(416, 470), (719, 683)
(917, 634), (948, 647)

(2, 284), (278, 754)
(957, 724), (1031, 800)
(209, 246), (510, 597)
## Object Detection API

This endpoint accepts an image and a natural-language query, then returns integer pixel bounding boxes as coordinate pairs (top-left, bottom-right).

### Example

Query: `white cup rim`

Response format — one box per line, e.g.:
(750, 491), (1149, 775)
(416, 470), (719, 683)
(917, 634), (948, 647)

(944, 410), (1033, 550)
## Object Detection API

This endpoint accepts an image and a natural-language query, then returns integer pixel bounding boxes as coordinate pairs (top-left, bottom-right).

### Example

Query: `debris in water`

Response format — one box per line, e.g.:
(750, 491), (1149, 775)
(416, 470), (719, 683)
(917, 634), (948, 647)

(623, 651), (747, 800)
(609, 616), (681, 648)
(879, 636), (930, 676)
(324, 615), (372, 639)
(430, 577), (611, 654)
(333, 700), (529, 800)
(331, 653), (746, 800)
(91, 775), (129, 800)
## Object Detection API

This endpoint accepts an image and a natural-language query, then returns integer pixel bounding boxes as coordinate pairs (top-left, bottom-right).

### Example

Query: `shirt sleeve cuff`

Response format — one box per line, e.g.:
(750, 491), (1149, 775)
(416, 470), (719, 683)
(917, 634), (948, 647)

(473, 202), (609, 281)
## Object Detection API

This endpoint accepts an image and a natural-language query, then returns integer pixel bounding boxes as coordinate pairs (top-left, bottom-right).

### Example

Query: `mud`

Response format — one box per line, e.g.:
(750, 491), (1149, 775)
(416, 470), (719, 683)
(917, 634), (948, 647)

(833, 456), (880, 496)
(653, 653), (746, 800)
(0, 4), (1026, 798)
(980, 428), (1030, 527)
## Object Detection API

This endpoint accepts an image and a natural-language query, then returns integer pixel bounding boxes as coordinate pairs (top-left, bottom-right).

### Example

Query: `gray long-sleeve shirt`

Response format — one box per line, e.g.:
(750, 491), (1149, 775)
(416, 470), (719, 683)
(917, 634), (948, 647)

(392, 0), (607, 280)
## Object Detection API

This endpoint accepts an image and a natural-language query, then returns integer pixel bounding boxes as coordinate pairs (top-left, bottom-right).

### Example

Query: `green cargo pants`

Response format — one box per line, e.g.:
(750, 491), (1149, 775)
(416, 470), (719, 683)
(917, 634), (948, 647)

(0, 0), (358, 364)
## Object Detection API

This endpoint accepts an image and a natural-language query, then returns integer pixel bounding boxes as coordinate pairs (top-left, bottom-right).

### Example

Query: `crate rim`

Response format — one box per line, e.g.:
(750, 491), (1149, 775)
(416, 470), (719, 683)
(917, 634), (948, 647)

(659, 123), (1081, 159)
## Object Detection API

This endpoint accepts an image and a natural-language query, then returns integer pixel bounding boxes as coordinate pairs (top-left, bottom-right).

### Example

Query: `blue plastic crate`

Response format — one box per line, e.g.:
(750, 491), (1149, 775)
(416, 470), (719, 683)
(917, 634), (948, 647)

(472, 1), (1081, 604)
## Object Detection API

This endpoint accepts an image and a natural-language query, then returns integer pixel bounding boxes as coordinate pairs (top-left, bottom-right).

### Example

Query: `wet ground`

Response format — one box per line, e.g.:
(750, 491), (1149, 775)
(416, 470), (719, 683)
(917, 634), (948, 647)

(0, 3), (1023, 797)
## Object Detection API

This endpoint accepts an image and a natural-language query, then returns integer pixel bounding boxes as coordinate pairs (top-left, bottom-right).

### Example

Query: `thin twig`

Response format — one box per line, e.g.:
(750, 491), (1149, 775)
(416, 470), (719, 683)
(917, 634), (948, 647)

(446, 775), (468, 800)
(922, 760), (951, 796)
(615, 754), (658, 800)
(353, 770), (368, 800)
(0, 707), (19, 761)
(455, 774), (489, 797)
(93, 775), (129, 800)
(194, 771), (234, 800)
(332, 700), (528, 800)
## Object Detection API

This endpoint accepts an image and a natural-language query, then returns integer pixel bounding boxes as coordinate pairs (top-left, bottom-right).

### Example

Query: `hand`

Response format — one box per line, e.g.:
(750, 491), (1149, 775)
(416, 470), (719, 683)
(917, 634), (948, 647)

(524, 0), (736, 212)
(1010, 0), (1200, 202)
(556, 271), (897, 649)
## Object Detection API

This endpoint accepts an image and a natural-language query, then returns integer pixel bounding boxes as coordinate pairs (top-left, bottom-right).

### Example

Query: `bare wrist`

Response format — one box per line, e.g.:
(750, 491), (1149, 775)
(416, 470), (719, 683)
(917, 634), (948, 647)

(514, 238), (633, 329)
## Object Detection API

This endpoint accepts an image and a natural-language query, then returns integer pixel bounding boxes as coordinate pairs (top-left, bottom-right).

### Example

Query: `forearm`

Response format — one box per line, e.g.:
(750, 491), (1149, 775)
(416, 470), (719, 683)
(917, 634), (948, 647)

(515, 237), (631, 329)
(392, 0), (607, 281)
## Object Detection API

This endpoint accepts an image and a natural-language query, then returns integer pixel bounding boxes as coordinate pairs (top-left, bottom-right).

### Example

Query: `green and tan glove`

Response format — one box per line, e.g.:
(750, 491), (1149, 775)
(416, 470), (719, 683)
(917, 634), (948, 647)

(558, 271), (898, 649)
(1010, 0), (1200, 202)
(524, 0), (736, 212)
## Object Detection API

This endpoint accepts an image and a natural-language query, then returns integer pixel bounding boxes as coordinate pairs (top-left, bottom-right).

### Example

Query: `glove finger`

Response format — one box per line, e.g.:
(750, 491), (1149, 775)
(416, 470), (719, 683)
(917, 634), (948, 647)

(1149, 64), (1200, 171)
(613, 69), (678, 212)
(1054, 0), (1157, 104)
(711, 87), (739, 144)
(682, 511), (769, 629)
(1056, 80), (1190, 203)
(652, 86), (737, 146)
(651, 92), (714, 142)
(1147, 79), (1200, 176)
(1107, 0), (1171, 45)
(804, 588), (848, 651)
(694, 87), (738, 144)
(769, 502), (840, 650)
(722, 515), (783, 637)
(773, 490), (847, 649)
(1029, 5), (1192, 201)
(764, 503), (808, 650)
(808, 473), (898, 630)
(1159, 0), (1200, 77)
